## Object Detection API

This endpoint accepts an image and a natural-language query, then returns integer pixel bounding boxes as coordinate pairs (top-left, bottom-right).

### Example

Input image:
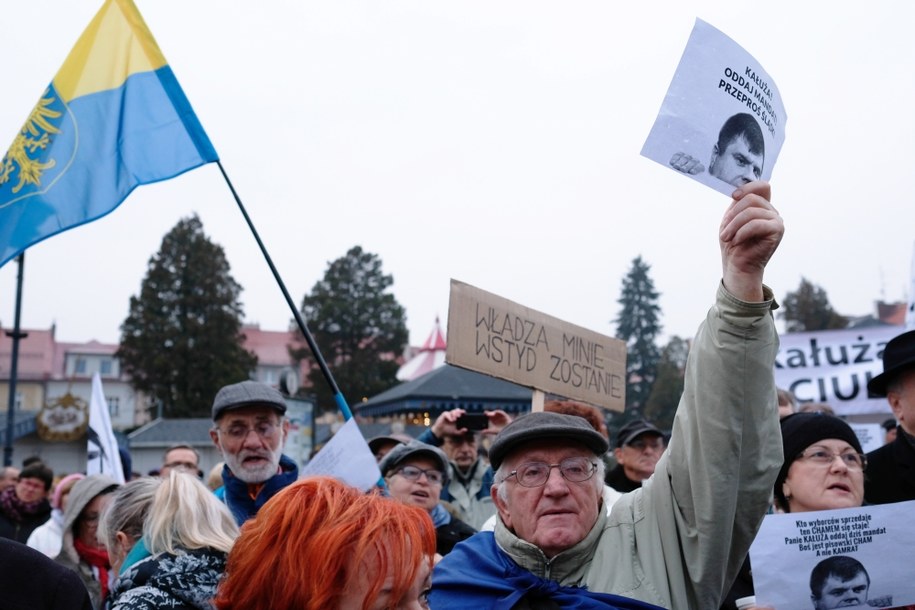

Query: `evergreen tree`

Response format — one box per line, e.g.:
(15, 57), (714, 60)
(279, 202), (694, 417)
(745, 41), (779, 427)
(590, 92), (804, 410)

(292, 246), (408, 414)
(781, 277), (848, 332)
(614, 256), (662, 413)
(117, 215), (257, 418)
(643, 335), (689, 430)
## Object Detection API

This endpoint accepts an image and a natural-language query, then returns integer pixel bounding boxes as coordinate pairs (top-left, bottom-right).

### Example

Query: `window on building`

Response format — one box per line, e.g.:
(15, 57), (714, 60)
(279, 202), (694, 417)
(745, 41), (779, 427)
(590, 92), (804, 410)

(100, 359), (112, 375)
(108, 396), (120, 417)
(75, 358), (87, 374)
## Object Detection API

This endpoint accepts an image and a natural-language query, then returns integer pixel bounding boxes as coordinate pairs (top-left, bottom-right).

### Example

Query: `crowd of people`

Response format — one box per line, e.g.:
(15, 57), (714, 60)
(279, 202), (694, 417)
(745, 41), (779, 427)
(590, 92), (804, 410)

(2, 181), (914, 609)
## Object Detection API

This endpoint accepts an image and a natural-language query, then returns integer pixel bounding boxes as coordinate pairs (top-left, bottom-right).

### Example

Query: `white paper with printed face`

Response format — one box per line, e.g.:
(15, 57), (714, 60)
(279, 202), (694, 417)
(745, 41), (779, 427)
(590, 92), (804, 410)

(641, 18), (787, 197)
(750, 501), (915, 608)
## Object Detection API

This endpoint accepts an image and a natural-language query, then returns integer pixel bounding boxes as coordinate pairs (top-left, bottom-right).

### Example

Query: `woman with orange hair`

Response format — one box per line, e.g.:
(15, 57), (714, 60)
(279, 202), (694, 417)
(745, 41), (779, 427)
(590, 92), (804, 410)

(214, 476), (436, 610)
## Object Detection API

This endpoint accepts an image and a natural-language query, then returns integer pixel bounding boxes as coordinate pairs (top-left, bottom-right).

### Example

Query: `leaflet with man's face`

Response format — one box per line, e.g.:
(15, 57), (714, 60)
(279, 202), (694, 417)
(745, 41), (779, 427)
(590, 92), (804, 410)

(750, 501), (915, 608)
(640, 18), (787, 197)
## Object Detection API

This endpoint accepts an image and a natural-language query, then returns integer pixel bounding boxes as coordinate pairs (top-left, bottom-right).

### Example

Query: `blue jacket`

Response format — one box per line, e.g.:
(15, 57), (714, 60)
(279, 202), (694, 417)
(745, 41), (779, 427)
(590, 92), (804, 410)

(220, 454), (298, 525)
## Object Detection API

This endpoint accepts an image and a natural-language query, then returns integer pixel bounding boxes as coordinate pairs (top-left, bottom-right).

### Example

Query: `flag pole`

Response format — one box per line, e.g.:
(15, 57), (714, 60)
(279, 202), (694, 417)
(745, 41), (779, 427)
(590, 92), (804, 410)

(3, 254), (28, 466)
(215, 161), (354, 421)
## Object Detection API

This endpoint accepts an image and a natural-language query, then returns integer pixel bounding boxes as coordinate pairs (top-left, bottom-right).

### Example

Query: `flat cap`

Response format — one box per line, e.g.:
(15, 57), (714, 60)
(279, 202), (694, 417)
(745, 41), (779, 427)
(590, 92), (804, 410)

(615, 419), (663, 448)
(212, 380), (287, 421)
(378, 440), (451, 483)
(488, 411), (609, 470)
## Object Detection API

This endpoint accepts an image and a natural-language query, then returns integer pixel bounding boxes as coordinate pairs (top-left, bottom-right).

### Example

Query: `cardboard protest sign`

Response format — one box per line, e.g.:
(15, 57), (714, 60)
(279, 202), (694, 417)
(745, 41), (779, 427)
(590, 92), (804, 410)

(446, 279), (626, 411)
(641, 18), (787, 196)
(774, 326), (899, 416)
(750, 502), (915, 609)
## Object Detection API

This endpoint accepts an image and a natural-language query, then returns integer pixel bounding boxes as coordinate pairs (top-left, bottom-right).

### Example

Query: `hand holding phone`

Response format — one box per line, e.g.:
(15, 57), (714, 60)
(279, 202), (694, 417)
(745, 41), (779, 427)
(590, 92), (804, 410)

(455, 413), (489, 431)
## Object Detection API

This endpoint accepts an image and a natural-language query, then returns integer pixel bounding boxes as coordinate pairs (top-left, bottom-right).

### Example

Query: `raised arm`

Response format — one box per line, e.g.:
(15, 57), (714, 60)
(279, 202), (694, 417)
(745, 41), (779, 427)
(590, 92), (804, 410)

(719, 181), (783, 302)
(620, 180), (784, 608)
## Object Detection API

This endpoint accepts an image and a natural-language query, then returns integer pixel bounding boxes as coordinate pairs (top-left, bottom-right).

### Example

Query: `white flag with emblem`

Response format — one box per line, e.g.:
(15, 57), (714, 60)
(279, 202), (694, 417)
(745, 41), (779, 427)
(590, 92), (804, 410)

(87, 372), (125, 483)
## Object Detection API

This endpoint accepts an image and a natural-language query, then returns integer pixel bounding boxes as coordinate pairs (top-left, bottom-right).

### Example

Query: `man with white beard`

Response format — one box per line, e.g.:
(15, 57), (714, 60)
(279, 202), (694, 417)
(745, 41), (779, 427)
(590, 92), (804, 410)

(208, 380), (297, 525)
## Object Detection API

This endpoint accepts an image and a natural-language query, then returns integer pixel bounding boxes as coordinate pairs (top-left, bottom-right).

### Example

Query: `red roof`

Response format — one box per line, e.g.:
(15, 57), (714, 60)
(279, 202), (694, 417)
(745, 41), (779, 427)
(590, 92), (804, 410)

(397, 317), (447, 381)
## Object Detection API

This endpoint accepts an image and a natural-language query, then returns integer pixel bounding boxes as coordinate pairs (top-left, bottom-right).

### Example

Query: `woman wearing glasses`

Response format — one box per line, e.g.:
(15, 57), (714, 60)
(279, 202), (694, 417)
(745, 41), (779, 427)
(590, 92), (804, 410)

(379, 440), (477, 556)
(722, 412), (867, 610)
(55, 475), (120, 610)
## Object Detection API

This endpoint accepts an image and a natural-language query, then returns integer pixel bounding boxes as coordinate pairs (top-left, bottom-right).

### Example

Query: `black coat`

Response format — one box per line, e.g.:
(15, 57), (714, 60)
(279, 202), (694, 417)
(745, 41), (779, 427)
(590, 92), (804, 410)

(0, 500), (51, 544)
(865, 429), (915, 504)
(436, 516), (477, 556)
(604, 465), (641, 493)
(0, 537), (93, 610)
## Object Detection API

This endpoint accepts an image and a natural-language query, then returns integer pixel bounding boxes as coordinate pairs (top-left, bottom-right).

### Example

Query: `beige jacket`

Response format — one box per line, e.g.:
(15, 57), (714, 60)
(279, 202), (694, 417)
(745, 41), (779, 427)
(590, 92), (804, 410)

(493, 284), (783, 609)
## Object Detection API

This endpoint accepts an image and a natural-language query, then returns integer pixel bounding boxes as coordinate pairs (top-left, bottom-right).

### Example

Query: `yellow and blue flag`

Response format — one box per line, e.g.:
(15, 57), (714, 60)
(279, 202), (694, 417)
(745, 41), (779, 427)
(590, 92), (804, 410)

(0, 0), (217, 267)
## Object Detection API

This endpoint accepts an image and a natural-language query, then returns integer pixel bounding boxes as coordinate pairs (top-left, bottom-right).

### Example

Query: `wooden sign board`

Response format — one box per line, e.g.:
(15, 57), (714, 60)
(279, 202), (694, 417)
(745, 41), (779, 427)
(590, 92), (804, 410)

(446, 279), (627, 412)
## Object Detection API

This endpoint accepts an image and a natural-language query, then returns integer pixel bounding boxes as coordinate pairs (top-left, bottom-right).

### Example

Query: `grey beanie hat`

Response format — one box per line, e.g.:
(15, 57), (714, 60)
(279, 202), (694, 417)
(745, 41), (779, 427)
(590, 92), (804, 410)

(488, 411), (609, 470)
(212, 380), (287, 421)
(62, 474), (119, 533)
(378, 440), (452, 483)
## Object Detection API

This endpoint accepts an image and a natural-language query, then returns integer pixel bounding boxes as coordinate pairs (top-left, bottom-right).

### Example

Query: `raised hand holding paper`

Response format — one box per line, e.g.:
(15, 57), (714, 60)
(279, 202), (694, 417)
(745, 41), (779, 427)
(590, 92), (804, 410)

(641, 19), (787, 196)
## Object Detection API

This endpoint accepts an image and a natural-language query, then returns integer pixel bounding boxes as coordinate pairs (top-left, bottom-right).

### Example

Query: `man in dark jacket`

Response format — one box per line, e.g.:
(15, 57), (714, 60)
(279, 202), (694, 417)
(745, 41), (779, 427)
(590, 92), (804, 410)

(209, 380), (298, 524)
(605, 419), (666, 493)
(864, 330), (915, 504)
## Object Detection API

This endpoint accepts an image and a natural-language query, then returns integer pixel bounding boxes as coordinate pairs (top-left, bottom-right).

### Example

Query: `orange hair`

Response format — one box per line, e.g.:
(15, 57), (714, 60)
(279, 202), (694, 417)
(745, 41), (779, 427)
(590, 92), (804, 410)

(544, 399), (609, 441)
(213, 476), (436, 610)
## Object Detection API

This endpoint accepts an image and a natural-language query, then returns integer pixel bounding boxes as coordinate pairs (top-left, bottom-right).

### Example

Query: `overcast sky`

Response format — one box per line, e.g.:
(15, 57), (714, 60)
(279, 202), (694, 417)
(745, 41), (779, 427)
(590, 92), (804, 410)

(2, 2), (913, 352)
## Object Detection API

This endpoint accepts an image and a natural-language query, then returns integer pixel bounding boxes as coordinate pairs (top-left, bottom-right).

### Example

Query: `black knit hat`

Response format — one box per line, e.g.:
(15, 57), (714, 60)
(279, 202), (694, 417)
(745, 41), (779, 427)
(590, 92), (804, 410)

(774, 412), (863, 511)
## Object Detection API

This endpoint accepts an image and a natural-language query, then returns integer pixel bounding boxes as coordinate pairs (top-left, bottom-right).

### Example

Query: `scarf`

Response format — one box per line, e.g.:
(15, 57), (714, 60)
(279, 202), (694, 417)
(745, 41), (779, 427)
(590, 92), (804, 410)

(430, 532), (665, 610)
(430, 503), (452, 528)
(0, 484), (48, 522)
(120, 536), (151, 574)
(74, 537), (112, 602)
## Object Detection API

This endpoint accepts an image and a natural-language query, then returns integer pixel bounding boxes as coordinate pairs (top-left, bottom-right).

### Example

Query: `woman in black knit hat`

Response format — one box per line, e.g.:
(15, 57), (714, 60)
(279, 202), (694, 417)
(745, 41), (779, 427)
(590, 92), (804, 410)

(773, 412), (866, 513)
(722, 411), (867, 609)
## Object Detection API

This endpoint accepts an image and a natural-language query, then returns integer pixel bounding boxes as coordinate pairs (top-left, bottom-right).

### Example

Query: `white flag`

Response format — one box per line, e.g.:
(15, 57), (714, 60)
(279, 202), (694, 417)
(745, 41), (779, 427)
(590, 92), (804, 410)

(301, 418), (381, 491)
(87, 372), (125, 483)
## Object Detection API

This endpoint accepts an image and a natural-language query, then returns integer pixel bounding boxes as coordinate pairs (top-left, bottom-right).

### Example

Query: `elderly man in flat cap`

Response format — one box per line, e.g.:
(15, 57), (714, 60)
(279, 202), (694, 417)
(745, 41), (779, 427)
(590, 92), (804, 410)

(209, 380), (297, 524)
(429, 181), (785, 609)
(864, 329), (915, 504)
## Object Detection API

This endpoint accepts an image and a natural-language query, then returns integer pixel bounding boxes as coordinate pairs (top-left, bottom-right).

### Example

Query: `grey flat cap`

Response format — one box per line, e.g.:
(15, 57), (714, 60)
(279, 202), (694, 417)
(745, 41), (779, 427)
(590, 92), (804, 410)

(378, 440), (451, 483)
(488, 411), (609, 470)
(212, 380), (287, 421)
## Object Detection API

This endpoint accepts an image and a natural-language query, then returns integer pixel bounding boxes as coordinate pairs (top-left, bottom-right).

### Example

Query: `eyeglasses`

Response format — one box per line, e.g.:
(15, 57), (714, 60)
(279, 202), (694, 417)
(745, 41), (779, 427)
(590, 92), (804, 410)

(394, 465), (444, 485)
(217, 421), (279, 441)
(503, 457), (598, 488)
(797, 447), (867, 472)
